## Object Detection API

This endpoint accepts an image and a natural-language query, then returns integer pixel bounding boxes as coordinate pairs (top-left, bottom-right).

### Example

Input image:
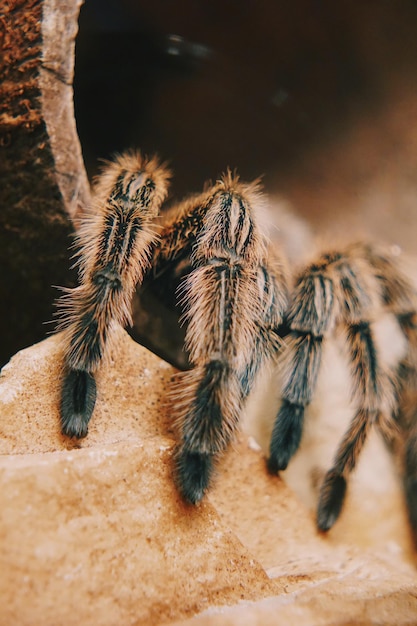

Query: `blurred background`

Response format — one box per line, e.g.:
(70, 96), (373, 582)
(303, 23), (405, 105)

(72, 0), (417, 366)
(2, 0), (417, 368)
(75, 0), (417, 250)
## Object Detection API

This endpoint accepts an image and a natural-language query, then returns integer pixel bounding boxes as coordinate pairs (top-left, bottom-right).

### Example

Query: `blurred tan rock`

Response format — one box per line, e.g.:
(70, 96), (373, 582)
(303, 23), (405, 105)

(171, 560), (417, 626)
(0, 328), (277, 626)
(1, 326), (417, 626)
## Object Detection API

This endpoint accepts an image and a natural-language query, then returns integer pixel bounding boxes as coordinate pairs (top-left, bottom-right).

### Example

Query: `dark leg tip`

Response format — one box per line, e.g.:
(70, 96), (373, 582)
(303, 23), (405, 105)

(404, 437), (417, 547)
(317, 471), (347, 532)
(61, 414), (89, 439)
(268, 401), (305, 473)
(61, 369), (97, 439)
(266, 452), (288, 474)
(404, 478), (417, 548)
(175, 449), (213, 505)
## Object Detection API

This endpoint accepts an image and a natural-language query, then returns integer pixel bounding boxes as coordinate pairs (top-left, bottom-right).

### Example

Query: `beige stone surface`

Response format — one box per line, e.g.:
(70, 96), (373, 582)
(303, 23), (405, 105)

(0, 327), (174, 454)
(184, 435), (417, 625)
(171, 565), (417, 626)
(1, 327), (417, 626)
(0, 329), (276, 626)
(1, 442), (277, 626)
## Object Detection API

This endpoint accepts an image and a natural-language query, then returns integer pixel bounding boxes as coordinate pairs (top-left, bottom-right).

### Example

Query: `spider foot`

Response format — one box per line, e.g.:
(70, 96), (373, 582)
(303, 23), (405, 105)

(404, 477), (417, 547)
(404, 434), (417, 546)
(317, 470), (347, 531)
(267, 400), (304, 473)
(60, 369), (97, 438)
(175, 449), (213, 505)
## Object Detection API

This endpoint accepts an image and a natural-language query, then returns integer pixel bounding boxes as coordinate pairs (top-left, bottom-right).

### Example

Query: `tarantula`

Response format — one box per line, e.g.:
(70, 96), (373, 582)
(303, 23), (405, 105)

(57, 151), (417, 537)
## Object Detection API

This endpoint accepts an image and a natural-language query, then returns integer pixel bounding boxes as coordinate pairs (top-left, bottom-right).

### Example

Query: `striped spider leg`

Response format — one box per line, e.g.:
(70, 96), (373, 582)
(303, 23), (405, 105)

(396, 311), (417, 545)
(57, 152), (170, 438)
(268, 243), (399, 531)
(366, 244), (417, 545)
(153, 173), (288, 504)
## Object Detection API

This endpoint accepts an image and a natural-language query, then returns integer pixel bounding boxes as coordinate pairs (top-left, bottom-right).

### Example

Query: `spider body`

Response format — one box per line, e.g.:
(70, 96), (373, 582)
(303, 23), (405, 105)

(57, 151), (417, 539)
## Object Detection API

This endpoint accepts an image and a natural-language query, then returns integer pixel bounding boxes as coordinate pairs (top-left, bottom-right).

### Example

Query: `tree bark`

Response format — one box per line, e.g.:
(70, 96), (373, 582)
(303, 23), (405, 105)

(0, 0), (90, 367)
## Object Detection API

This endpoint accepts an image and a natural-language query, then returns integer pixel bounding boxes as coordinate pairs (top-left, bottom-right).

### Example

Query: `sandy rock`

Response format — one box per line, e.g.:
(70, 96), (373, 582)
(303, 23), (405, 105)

(0, 327), (174, 454)
(1, 327), (417, 626)
(171, 561), (417, 626)
(0, 328), (276, 626)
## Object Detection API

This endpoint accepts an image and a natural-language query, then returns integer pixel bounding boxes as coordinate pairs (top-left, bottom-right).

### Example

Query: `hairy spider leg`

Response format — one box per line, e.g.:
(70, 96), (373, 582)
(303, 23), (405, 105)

(57, 152), (170, 437)
(396, 313), (417, 545)
(158, 174), (284, 504)
(266, 246), (393, 530)
(366, 245), (417, 416)
(315, 249), (395, 530)
(267, 257), (337, 474)
(239, 257), (289, 400)
(365, 244), (417, 544)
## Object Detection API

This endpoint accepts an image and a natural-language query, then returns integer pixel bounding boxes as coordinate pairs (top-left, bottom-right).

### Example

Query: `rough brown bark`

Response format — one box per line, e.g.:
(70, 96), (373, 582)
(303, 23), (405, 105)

(0, 0), (89, 367)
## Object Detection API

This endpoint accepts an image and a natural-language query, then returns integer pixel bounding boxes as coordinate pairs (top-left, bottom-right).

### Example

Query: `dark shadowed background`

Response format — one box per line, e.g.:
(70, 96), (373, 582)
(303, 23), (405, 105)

(2, 0), (417, 367)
